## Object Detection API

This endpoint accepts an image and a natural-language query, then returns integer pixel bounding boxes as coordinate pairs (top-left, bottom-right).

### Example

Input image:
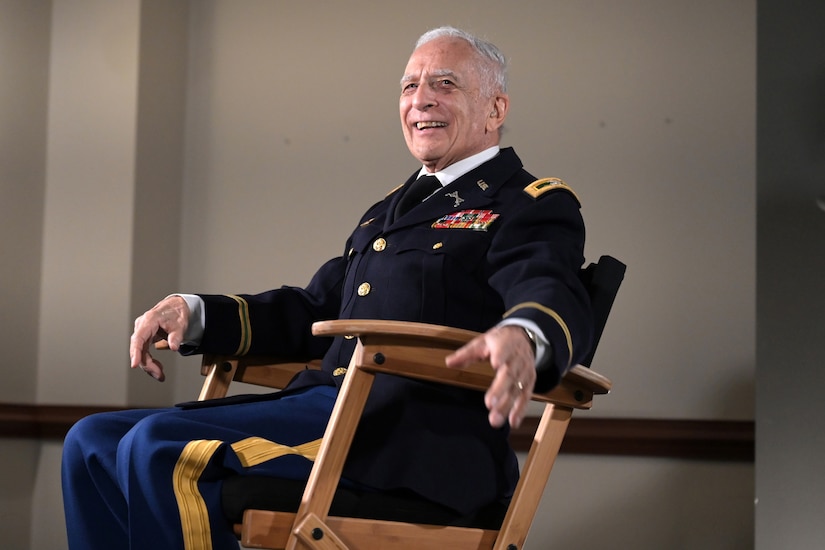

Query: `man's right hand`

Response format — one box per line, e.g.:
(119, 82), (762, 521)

(129, 295), (190, 381)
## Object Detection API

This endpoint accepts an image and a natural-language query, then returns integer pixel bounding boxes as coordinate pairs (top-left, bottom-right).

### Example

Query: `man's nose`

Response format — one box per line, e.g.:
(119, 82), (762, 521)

(411, 84), (436, 111)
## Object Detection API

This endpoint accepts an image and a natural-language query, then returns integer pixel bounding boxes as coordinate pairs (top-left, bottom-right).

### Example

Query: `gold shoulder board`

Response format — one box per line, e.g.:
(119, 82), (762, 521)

(523, 177), (580, 204)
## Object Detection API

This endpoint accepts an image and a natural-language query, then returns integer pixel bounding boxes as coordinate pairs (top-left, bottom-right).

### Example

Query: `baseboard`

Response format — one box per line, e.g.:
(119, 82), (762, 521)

(0, 403), (754, 461)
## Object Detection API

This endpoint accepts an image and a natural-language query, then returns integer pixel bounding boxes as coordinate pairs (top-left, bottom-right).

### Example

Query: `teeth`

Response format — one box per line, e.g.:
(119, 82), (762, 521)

(416, 121), (447, 130)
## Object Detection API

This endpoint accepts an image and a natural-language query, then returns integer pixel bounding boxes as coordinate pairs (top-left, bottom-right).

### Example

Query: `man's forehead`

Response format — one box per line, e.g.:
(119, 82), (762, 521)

(403, 38), (474, 71)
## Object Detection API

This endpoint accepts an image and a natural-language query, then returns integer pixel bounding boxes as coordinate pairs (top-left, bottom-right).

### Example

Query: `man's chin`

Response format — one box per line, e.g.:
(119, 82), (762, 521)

(409, 145), (448, 167)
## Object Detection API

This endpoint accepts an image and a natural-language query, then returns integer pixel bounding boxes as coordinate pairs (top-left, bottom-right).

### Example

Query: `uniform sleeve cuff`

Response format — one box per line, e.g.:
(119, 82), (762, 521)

(168, 293), (205, 346)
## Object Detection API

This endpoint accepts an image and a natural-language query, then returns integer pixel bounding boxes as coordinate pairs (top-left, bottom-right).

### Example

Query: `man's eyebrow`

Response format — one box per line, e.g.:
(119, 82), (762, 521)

(430, 69), (458, 80)
(400, 69), (460, 87)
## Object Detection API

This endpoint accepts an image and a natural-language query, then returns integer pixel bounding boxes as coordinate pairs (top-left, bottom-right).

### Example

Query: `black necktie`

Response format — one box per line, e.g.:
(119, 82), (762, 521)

(393, 175), (441, 221)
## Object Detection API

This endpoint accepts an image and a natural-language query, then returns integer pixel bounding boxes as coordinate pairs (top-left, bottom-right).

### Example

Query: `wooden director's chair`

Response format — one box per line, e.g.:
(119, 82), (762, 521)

(192, 255), (625, 550)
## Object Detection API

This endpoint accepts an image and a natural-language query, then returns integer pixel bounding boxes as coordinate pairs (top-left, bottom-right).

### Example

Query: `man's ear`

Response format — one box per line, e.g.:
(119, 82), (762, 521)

(486, 93), (509, 132)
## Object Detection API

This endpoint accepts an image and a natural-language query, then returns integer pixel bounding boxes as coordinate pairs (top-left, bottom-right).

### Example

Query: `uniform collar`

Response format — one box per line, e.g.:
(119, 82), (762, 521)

(416, 146), (500, 187)
(386, 147), (522, 231)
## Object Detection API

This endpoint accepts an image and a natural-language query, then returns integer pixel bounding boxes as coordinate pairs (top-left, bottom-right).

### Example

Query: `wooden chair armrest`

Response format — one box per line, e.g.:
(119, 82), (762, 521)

(201, 354), (319, 388)
(312, 319), (480, 346)
(312, 319), (610, 409)
(155, 339), (320, 398)
(162, 320), (610, 407)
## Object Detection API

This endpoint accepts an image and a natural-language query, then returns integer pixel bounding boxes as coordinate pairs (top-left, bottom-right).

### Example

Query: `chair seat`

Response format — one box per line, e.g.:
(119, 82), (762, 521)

(222, 475), (508, 530)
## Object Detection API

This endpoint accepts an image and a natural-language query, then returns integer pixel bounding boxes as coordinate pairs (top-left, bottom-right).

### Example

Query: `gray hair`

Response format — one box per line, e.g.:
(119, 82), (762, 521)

(415, 26), (508, 97)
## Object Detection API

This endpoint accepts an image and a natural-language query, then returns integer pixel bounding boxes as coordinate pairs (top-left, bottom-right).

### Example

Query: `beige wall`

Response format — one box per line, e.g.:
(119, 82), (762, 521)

(1, 1), (757, 548)
(0, 2), (51, 549)
(0, 0), (50, 403)
(37, 0), (141, 405)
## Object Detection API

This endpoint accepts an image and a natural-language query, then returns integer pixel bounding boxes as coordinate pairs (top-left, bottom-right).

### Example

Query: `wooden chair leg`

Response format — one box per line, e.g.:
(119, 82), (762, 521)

(494, 404), (573, 550)
(285, 351), (374, 550)
(198, 355), (238, 400)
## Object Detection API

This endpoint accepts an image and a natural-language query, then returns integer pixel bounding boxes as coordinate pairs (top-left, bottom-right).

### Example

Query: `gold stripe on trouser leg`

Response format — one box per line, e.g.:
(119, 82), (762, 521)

(173, 439), (223, 550)
(231, 437), (322, 467)
(171, 437), (322, 550)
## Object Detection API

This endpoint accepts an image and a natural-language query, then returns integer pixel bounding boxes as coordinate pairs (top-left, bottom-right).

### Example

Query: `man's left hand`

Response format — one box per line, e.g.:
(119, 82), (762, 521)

(445, 325), (536, 428)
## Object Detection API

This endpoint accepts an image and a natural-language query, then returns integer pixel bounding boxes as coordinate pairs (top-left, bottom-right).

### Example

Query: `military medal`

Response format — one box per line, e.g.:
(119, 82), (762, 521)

(432, 209), (499, 231)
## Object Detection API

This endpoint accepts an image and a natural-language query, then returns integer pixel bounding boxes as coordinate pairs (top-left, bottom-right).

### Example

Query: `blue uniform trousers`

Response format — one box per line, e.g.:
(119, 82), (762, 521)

(61, 386), (337, 550)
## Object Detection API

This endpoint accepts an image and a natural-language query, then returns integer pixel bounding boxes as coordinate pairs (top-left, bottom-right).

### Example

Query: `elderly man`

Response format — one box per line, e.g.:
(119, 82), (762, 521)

(62, 26), (592, 550)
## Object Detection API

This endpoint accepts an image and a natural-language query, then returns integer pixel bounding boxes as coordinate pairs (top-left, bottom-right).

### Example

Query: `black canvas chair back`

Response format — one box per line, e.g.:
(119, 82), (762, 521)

(579, 255), (626, 368)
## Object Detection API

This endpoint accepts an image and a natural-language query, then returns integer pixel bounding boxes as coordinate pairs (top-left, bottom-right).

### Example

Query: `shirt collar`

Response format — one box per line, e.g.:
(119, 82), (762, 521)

(416, 146), (500, 187)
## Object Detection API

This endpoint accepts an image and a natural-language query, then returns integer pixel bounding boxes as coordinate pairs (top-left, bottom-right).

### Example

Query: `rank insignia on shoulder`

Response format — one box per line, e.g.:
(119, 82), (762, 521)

(432, 209), (500, 231)
(523, 177), (581, 205)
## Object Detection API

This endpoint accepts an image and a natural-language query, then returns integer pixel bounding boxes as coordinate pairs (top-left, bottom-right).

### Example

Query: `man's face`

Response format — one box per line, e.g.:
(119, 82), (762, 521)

(400, 37), (508, 172)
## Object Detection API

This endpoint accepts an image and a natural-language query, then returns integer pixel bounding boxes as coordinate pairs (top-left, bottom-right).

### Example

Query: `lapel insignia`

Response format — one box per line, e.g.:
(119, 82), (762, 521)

(445, 190), (464, 207)
(432, 210), (500, 231)
(477, 179), (489, 191)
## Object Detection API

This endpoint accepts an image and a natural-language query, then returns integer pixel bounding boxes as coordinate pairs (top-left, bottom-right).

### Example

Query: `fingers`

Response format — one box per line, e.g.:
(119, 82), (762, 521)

(136, 352), (166, 382)
(129, 322), (153, 370)
(485, 360), (534, 428)
(129, 296), (190, 380)
(507, 375), (531, 428)
(447, 325), (536, 428)
(445, 333), (490, 368)
(129, 329), (166, 381)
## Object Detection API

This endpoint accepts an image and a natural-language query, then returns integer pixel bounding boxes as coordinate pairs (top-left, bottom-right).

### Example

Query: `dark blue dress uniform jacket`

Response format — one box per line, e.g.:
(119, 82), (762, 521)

(188, 147), (593, 516)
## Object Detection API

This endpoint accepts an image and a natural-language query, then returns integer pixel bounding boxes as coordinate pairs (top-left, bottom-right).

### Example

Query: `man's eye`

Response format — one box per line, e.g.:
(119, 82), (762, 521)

(402, 83), (417, 93)
(438, 79), (454, 87)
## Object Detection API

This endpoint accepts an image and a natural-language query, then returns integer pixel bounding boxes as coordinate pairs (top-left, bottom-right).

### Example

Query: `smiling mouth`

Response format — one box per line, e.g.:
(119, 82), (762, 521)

(415, 121), (447, 130)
